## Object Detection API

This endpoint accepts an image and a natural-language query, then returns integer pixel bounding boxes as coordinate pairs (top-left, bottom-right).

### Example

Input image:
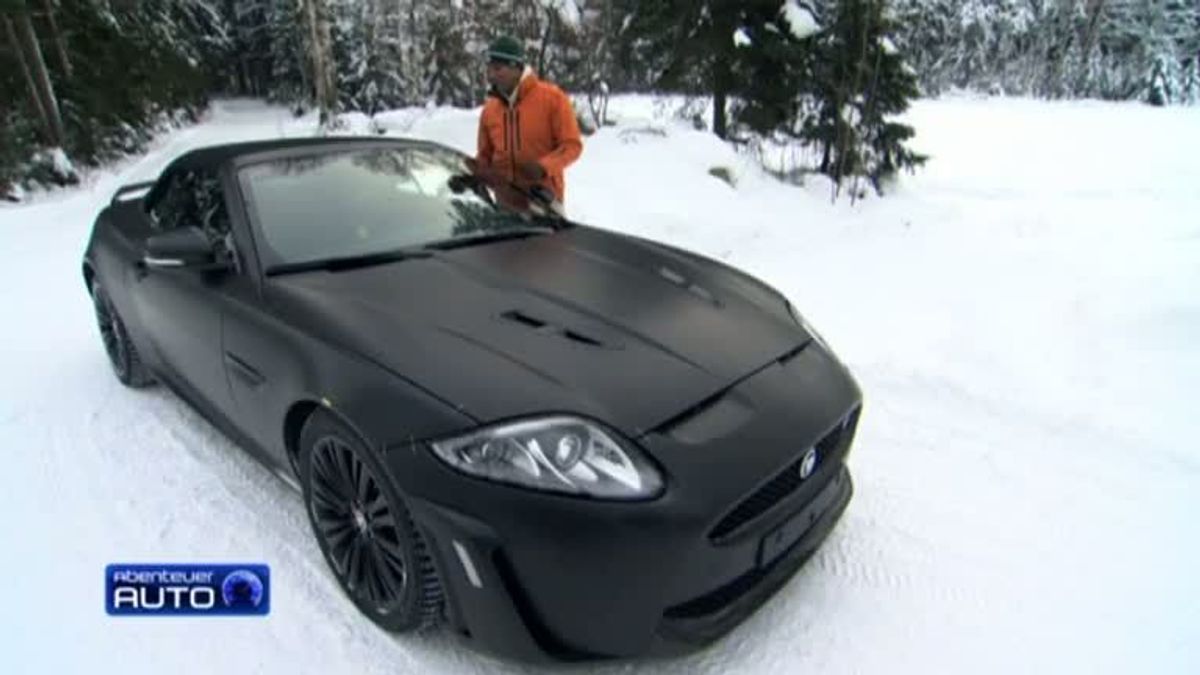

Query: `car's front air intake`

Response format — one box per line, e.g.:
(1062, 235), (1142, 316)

(708, 407), (859, 541)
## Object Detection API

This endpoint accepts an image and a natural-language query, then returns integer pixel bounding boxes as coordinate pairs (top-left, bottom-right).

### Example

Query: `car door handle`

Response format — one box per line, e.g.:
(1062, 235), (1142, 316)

(225, 352), (265, 389)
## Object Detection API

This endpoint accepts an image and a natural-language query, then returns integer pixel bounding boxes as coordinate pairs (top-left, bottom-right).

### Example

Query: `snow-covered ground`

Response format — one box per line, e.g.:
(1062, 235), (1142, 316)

(2, 96), (1197, 674)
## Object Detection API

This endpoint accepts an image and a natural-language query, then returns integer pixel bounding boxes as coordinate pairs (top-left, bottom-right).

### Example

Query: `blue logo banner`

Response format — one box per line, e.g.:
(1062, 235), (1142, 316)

(106, 563), (270, 616)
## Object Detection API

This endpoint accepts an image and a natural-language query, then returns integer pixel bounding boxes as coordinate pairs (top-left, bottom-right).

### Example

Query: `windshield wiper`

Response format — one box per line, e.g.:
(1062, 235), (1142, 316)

(422, 227), (555, 251)
(448, 171), (572, 229)
(265, 248), (432, 276)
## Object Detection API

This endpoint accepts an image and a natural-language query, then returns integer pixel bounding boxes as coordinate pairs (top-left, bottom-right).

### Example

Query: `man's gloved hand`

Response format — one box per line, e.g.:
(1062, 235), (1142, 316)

(468, 160), (520, 204)
(464, 157), (497, 182)
(518, 160), (547, 182)
(447, 173), (471, 193)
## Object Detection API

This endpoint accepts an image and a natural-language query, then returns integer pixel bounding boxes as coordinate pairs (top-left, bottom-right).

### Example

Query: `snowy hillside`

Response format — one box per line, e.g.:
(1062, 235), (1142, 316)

(1, 96), (1197, 674)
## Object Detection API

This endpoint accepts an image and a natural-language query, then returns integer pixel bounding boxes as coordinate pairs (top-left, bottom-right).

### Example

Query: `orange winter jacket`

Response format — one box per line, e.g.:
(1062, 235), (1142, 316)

(475, 71), (583, 203)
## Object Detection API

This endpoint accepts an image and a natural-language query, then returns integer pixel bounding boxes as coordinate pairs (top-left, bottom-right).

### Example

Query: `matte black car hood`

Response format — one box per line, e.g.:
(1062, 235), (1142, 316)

(266, 225), (807, 436)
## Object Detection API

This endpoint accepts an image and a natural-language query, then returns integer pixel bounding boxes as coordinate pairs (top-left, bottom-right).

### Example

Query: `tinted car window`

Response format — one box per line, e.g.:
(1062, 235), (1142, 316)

(149, 169), (231, 242)
(239, 146), (538, 270)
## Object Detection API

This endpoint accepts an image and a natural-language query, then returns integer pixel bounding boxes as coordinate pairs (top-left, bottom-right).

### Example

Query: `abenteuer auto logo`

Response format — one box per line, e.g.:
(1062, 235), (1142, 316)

(106, 564), (270, 616)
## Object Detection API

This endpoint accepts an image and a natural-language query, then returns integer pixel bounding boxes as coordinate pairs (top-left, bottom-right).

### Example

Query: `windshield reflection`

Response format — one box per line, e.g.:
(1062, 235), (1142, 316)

(241, 146), (549, 269)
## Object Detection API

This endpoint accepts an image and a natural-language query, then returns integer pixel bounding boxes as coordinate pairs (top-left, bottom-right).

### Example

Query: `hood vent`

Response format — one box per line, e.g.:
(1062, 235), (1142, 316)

(500, 310), (612, 349)
(562, 330), (603, 347)
(503, 310), (547, 330)
(658, 266), (719, 306)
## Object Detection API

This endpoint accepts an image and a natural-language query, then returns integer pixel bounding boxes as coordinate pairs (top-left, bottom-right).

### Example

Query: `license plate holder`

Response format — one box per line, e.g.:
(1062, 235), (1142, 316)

(757, 470), (842, 568)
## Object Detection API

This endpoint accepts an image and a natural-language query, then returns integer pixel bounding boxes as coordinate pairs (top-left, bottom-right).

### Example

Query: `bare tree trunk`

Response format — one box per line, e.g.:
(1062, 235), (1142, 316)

(3, 14), (51, 141)
(369, 0), (382, 52)
(303, 0), (336, 127)
(41, 0), (71, 78)
(318, 2), (336, 120)
(712, 88), (727, 139)
(709, 3), (738, 141)
(407, 0), (417, 99)
(711, 53), (730, 139)
(13, 11), (65, 146)
(1076, 0), (1107, 94)
(295, 43), (310, 108)
(303, 0), (324, 114)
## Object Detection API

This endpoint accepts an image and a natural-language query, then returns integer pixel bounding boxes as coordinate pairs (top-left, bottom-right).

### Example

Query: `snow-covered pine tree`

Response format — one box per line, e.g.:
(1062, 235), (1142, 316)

(5, 1), (65, 148)
(330, 0), (411, 114)
(0, 4), (46, 193)
(890, 0), (957, 95)
(1117, 0), (1200, 105)
(1181, 50), (1199, 104)
(887, 0), (1200, 104)
(1072, 0), (1110, 98)
(262, 0), (310, 108)
(172, 0), (232, 88)
(330, 0), (368, 112)
(615, 0), (765, 139)
(574, 0), (618, 94)
(226, 0), (269, 96)
(1, 0), (224, 189)
(803, 0), (925, 194)
(358, 0), (409, 111)
(422, 0), (481, 107)
(611, 0), (924, 192)
(727, 1), (818, 142)
(858, 3), (927, 190)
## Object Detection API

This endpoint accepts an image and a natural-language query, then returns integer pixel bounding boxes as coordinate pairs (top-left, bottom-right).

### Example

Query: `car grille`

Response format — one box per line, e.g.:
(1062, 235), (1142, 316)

(708, 407), (859, 541)
(661, 465), (852, 645)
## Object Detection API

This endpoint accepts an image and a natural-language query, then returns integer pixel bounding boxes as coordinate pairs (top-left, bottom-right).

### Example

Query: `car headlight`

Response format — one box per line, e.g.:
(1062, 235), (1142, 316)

(429, 416), (664, 500)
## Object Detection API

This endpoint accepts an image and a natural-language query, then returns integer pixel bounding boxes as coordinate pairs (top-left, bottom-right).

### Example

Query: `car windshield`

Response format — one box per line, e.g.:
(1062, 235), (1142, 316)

(239, 145), (553, 271)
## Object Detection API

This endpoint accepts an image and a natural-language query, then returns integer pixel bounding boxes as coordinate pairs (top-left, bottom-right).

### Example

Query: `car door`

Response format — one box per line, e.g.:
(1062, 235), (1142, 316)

(131, 167), (244, 420)
(217, 168), (296, 469)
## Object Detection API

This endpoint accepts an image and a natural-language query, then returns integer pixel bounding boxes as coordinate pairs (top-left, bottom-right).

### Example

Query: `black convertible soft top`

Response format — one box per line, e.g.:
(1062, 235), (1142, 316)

(119, 136), (460, 208)
(165, 135), (436, 172)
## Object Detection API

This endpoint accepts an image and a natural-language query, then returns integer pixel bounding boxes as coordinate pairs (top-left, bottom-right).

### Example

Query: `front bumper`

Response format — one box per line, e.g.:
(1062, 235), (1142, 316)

(389, 343), (861, 661)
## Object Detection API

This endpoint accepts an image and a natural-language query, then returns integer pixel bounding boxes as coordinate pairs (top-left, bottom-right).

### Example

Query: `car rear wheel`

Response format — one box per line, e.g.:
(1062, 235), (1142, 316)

(91, 282), (154, 388)
(299, 409), (443, 632)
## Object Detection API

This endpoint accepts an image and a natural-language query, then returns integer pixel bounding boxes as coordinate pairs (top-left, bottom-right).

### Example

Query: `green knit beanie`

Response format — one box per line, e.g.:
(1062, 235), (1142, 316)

(486, 35), (524, 67)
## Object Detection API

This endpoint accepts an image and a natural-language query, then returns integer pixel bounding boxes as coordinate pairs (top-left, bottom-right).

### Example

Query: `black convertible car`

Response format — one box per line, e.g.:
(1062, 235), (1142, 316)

(83, 137), (862, 661)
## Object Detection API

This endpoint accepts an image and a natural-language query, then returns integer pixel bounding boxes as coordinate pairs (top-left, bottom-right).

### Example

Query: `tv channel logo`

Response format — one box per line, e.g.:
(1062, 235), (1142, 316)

(106, 563), (270, 616)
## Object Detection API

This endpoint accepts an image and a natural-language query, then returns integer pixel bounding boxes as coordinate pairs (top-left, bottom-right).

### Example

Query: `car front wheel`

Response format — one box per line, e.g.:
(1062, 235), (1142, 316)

(91, 281), (154, 388)
(299, 409), (444, 632)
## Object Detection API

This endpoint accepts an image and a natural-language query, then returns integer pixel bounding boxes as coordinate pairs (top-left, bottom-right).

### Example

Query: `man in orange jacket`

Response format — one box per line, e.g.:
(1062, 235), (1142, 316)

(472, 36), (583, 213)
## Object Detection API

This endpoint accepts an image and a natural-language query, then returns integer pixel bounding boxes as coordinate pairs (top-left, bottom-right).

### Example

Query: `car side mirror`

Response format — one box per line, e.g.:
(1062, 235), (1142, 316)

(143, 226), (230, 271)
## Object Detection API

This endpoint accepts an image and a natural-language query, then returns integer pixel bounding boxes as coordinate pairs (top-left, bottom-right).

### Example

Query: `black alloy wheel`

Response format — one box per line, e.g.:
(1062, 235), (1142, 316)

(300, 409), (443, 631)
(91, 282), (153, 387)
